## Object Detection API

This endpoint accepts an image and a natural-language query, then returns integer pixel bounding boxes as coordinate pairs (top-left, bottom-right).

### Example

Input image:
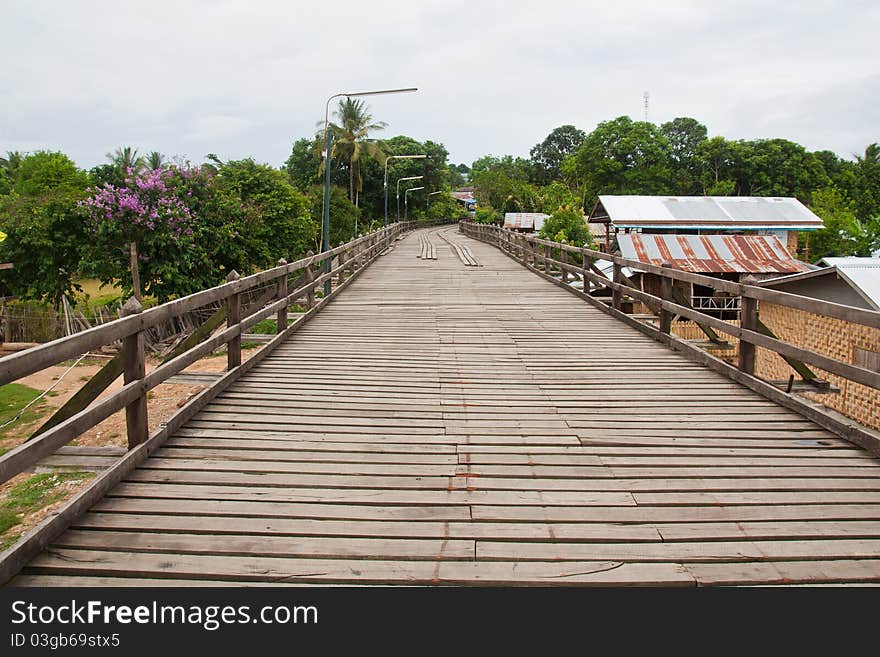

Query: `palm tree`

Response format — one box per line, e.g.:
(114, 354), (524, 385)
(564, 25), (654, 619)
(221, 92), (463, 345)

(145, 150), (166, 170)
(0, 151), (22, 179)
(106, 146), (144, 176)
(328, 98), (387, 205)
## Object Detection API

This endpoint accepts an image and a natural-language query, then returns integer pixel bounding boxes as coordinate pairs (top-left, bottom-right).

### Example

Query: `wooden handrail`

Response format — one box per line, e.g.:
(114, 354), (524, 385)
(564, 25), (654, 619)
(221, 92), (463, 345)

(461, 222), (880, 392)
(0, 218), (455, 484)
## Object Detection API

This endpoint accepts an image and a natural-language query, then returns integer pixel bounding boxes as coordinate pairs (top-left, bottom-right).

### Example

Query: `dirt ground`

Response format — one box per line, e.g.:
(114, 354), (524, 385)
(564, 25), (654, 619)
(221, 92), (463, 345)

(0, 345), (261, 549)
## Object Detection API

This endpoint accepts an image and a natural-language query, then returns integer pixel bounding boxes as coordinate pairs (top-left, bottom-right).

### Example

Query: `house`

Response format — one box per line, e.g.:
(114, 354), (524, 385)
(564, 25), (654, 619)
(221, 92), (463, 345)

(616, 232), (811, 317)
(589, 195), (824, 254)
(452, 188), (477, 213)
(753, 258), (880, 431)
(757, 257), (880, 311)
(503, 213), (549, 232)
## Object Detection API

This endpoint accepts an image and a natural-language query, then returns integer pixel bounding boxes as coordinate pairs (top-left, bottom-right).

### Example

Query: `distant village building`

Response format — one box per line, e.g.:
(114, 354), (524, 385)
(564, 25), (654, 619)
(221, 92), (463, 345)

(588, 195), (824, 254)
(503, 213), (550, 232)
(616, 233), (811, 316)
(452, 188), (477, 213)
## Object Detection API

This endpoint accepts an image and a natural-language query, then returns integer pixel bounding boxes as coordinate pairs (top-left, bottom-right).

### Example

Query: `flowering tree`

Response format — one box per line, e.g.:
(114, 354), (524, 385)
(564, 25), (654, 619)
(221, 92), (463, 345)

(80, 167), (196, 301)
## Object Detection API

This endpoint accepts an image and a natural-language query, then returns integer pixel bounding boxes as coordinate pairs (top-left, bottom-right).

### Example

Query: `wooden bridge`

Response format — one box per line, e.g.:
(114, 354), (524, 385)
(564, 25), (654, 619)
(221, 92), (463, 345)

(2, 222), (880, 586)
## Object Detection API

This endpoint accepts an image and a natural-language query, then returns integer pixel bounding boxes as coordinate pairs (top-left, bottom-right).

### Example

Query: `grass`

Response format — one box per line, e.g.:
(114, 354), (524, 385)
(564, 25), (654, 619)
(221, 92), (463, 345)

(251, 319), (277, 334)
(0, 383), (50, 439)
(73, 278), (123, 311)
(0, 532), (20, 551)
(0, 471), (93, 538)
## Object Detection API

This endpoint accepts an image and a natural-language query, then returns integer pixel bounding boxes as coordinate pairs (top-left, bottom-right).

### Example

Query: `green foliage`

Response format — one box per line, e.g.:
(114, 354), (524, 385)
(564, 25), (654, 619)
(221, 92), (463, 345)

(307, 185), (361, 244)
(529, 125), (586, 184)
(660, 117), (707, 194)
(214, 159), (318, 266)
(473, 207), (498, 224)
(330, 98), (387, 203)
(538, 205), (593, 247)
(571, 116), (676, 204)
(285, 137), (323, 191)
(0, 151), (90, 305)
(12, 151), (89, 196)
(538, 181), (580, 214)
(808, 187), (875, 261)
(426, 192), (468, 221)
(251, 318), (277, 334)
(471, 156), (539, 213)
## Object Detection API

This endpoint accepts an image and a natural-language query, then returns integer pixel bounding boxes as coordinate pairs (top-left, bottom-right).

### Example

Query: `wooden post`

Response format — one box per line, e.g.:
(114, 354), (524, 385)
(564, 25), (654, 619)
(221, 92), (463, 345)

(582, 250), (590, 292)
(337, 243), (347, 284)
(226, 270), (241, 370)
(561, 247), (569, 283)
(659, 262), (674, 334)
(304, 251), (316, 309)
(544, 244), (551, 274)
(739, 275), (759, 375)
(120, 297), (147, 449)
(612, 261), (622, 310)
(276, 258), (287, 334)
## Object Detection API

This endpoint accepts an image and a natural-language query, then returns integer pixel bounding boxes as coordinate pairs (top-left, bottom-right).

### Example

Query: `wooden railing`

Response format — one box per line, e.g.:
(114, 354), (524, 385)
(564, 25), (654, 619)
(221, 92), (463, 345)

(460, 222), (880, 395)
(0, 219), (449, 486)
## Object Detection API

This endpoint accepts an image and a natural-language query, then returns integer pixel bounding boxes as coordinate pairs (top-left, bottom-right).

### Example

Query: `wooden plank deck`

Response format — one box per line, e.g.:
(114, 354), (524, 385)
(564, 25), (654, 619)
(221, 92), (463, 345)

(13, 226), (880, 586)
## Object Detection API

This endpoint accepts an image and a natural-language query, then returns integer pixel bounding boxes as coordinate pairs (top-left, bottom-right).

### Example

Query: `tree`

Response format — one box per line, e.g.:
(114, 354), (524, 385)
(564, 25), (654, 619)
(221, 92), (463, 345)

(529, 125), (586, 184)
(854, 143), (880, 224)
(808, 187), (874, 261)
(145, 151), (166, 170)
(329, 98), (386, 205)
(80, 167), (196, 300)
(660, 117), (707, 194)
(285, 137), (323, 192)
(306, 185), (361, 244)
(426, 192), (468, 221)
(213, 159), (317, 263)
(107, 146), (145, 177)
(0, 151), (90, 306)
(571, 116), (676, 204)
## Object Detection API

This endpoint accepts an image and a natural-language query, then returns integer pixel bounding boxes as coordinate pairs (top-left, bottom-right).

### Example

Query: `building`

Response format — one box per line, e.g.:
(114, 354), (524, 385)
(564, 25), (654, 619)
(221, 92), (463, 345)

(749, 258), (880, 431)
(503, 213), (550, 232)
(616, 233), (811, 316)
(589, 195), (824, 254)
(452, 188), (477, 213)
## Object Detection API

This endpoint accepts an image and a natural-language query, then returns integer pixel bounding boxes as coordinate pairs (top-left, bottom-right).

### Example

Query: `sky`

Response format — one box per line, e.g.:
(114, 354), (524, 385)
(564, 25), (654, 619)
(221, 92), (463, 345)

(1, 0), (878, 170)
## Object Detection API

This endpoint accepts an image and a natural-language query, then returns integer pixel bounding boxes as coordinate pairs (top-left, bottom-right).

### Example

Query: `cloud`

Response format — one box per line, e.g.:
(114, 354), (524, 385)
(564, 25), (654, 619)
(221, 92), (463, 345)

(1, 0), (877, 169)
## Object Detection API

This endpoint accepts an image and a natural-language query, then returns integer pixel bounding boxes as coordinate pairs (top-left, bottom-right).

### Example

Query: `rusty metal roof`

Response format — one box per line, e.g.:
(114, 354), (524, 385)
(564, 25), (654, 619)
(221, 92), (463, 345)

(503, 213), (549, 231)
(596, 195), (824, 230)
(617, 233), (812, 274)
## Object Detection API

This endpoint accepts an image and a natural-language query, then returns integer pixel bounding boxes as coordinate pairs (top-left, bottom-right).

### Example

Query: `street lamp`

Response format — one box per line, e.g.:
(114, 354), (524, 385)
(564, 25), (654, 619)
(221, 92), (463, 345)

(404, 186), (424, 220)
(426, 190), (442, 213)
(396, 176), (423, 220)
(321, 86), (417, 295)
(384, 154), (426, 230)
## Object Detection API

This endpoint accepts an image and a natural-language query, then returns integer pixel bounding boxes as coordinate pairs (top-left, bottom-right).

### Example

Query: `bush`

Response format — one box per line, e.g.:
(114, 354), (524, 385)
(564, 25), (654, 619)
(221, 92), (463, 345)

(474, 207), (498, 224)
(538, 205), (593, 247)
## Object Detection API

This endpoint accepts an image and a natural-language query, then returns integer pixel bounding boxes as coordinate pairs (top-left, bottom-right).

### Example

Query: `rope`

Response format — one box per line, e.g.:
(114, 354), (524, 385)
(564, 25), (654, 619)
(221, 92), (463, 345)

(0, 352), (90, 430)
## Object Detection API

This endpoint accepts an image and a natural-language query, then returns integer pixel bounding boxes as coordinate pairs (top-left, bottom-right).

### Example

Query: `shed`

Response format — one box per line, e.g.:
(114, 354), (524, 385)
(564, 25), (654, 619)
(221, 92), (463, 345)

(759, 257), (880, 311)
(504, 213), (550, 232)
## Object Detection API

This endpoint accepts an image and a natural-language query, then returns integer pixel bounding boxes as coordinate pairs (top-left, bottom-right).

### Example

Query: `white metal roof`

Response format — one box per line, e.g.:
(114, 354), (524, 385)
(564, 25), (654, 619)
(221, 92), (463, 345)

(596, 195), (824, 230)
(503, 213), (549, 230)
(818, 258), (880, 310)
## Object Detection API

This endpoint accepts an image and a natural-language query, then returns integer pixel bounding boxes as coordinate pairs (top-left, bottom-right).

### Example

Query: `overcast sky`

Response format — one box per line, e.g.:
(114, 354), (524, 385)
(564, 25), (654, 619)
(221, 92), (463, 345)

(2, 0), (877, 170)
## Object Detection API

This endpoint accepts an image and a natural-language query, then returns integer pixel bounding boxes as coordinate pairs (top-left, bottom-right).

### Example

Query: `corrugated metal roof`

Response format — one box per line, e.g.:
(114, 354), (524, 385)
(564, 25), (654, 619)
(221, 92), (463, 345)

(617, 233), (811, 274)
(597, 195), (824, 230)
(504, 213), (549, 230)
(818, 258), (880, 310)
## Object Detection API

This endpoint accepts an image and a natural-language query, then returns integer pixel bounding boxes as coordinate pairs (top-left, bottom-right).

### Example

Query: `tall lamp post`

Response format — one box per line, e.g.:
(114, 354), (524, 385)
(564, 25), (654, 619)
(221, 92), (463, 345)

(321, 87), (417, 295)
(396, 176), (423, 220)
(404, 186), (424, 220)
(426, 190), (442, 214)
(384, 154), (425, 230)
